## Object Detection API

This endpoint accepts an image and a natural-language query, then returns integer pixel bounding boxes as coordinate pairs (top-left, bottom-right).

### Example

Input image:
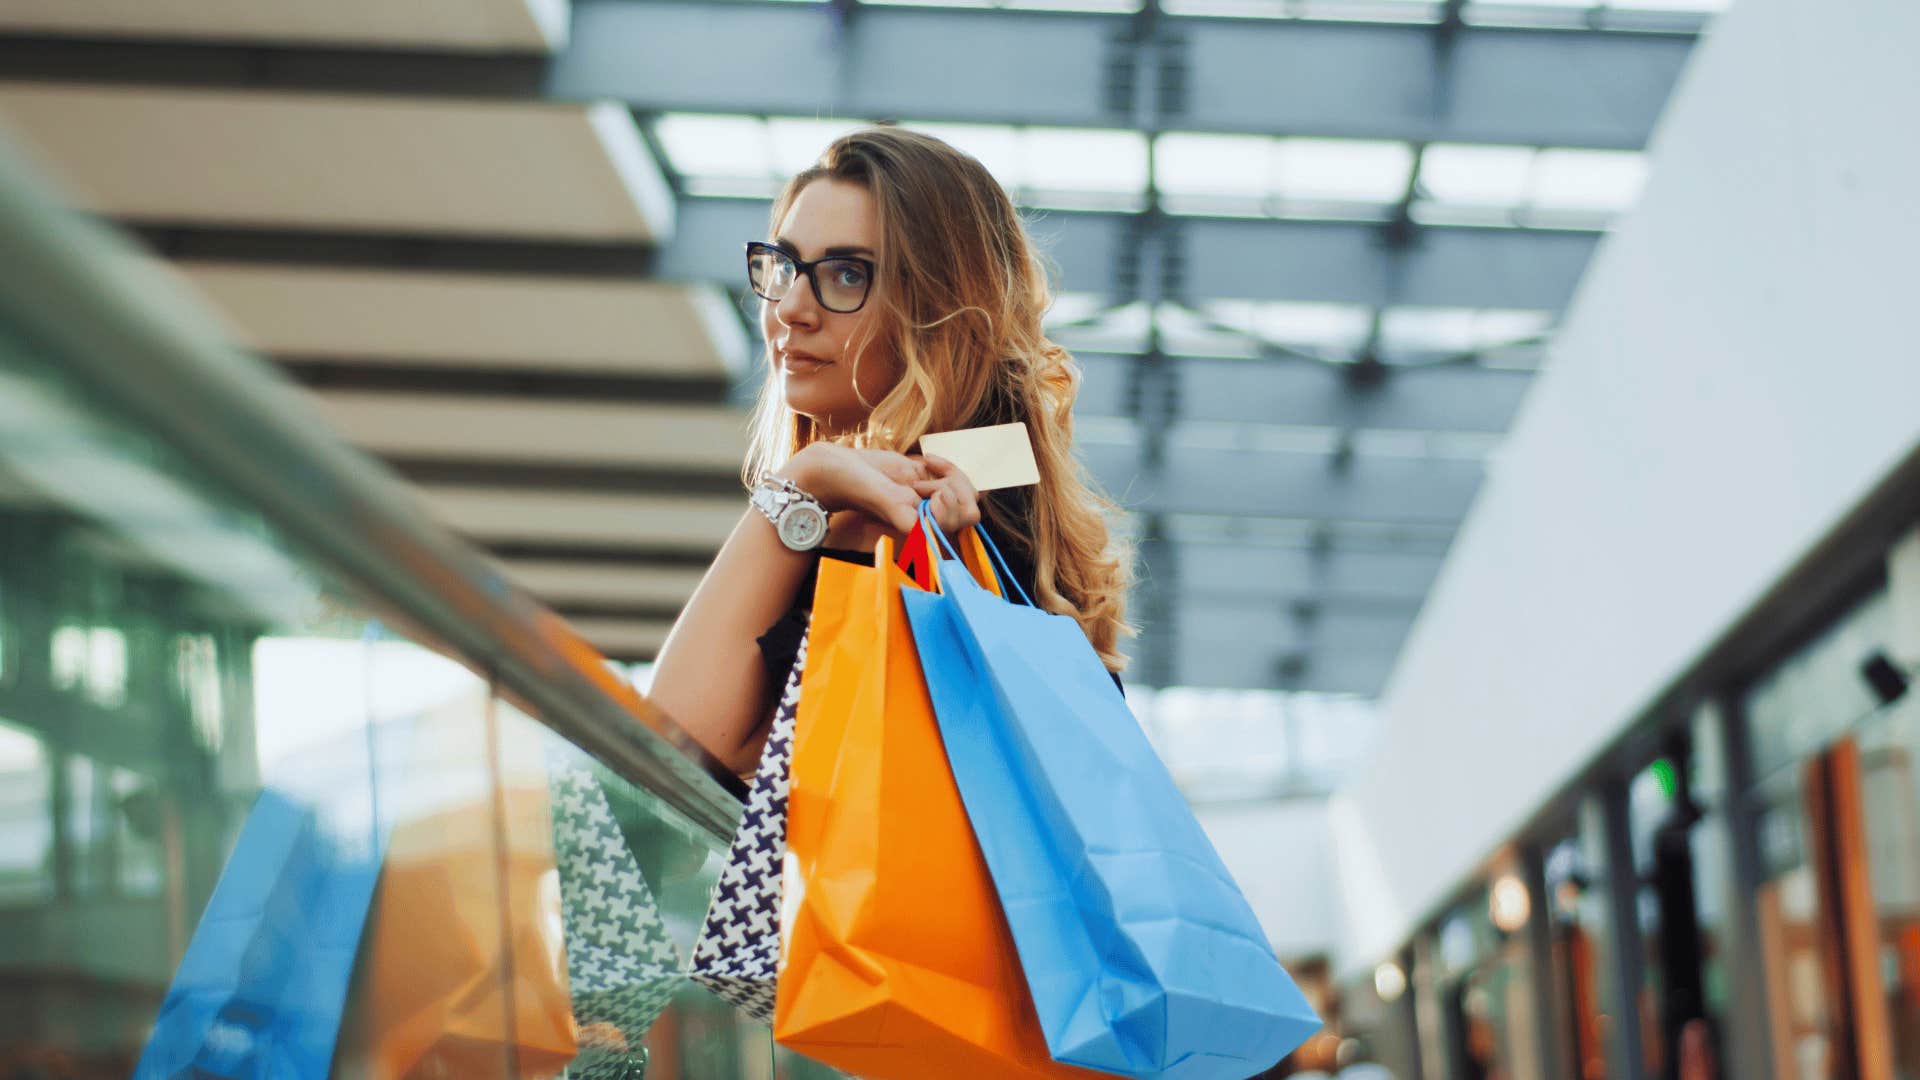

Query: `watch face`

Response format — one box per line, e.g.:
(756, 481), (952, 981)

(780, 504), (828, 550)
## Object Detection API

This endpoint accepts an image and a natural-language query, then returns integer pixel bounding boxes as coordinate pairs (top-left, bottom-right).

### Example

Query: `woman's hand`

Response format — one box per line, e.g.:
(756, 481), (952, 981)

(779, 442), (928, 535)
(912, 454), (982, 536)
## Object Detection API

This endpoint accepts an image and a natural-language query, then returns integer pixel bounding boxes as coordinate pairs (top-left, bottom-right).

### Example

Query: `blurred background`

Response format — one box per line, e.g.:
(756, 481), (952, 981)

(2, 0), (1917, 1076)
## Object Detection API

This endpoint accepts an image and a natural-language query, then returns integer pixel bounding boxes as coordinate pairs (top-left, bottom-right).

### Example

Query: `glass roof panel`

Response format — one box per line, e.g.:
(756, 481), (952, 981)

(654, 113), (770, 179)
(1257, 301), (1376, 352)
(1531, 148), (1648, 212)
(1383, 306), (1557, 354)
(1004, 0), (1141, 11)
(1473, 309), (1556, 348)
(1200, 300), (1376, 354)
(1420, 143), (1535, 207)
(864, 0), (996, 8)
(1043, 291), (1111, 330)
(1608, 0), (1730, 9)
(1296, 0), (1444, 20)
(1024, 127), (1149, 194)
(904, 121), (1023, 187)
(767, 118), (865, 176)
(1155, 133), (1271, 198)
(1381, 306), (1482, 354)
(1274, 137), (1415, 203)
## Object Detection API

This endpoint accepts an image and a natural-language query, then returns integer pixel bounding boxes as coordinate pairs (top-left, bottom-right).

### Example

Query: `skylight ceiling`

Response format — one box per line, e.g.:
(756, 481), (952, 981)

(1158, 0), (1725, 22)
(657, 116), (1648, 230)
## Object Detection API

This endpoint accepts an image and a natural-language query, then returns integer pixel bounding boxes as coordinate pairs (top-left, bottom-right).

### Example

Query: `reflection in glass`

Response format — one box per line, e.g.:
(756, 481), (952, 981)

(0, 296), (831, 1075)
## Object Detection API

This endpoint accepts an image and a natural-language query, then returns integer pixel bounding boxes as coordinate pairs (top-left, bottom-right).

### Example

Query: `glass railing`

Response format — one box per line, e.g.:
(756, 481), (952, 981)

(0, 137), (836, 1078)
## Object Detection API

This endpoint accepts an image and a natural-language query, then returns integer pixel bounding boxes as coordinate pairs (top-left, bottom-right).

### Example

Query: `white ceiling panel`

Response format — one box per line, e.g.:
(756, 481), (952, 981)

(501, 560), (705, 608)
(308, 390), (747, 470)
(0, 83), (670, 241)
(0, 0), (568, 53)
(419, 487), (740, 549)
(176, 262), (747, 377)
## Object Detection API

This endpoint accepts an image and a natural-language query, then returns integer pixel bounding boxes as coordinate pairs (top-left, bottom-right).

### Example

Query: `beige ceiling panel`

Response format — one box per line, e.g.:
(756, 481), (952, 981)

(566, 616), (672, 658)
(501, 560), (704, 608)
(0, 84), (670, 241)
(176, 262), (747, 377)
(0, 0), (569, 52)
(309, 390), (747, 470)
(419, 487), (739, 549)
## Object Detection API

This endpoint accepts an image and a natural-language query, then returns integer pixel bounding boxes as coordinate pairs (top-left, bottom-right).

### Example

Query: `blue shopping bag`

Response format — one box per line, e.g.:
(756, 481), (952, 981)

(135, 737), (397, 1080)
(901, 503), (1321, 1079)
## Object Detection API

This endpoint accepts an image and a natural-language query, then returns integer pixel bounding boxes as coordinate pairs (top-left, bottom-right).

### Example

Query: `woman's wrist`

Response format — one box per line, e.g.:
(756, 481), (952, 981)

(775, 444), (834, 509)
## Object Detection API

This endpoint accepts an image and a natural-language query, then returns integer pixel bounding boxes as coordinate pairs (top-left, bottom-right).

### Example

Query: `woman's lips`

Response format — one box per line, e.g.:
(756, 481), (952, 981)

(782, 351), (832, 375)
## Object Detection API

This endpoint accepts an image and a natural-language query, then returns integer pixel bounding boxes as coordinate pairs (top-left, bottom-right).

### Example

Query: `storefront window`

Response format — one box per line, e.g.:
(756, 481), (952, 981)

(1741, 581), (1901, 1080)
(1545, 833), (1612, 1079)
(0, 720), (51, 906)
(1432, 880), (1545, 1080)
(1855, 691), (1920, 1079)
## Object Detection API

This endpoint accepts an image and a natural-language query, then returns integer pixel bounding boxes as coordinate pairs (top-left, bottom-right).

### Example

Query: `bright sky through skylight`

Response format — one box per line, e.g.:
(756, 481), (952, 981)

(1275, 138), (1415, 203)
(1155, 133), (1271, 198)
(1532, 148), (1649, 212)
(654, 113), (769, 179)
(768, 118), (863, 176)
(1420, 143), (1535, 206)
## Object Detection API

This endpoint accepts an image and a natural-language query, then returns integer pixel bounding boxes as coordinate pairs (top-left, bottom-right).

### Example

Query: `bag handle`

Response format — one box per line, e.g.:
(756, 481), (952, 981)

(917, 499), (1034, 608)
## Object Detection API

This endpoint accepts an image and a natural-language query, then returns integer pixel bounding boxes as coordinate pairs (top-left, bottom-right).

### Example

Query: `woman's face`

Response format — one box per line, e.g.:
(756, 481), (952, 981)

(761, 178), (900, 437)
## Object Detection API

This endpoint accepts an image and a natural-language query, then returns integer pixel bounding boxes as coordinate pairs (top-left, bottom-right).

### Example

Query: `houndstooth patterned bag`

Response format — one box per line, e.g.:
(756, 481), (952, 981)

(687, 626), (808, 1023)
(548, 756), (685, 1077)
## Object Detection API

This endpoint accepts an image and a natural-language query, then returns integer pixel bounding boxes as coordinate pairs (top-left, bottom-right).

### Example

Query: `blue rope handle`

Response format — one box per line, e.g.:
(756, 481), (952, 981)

(917, 498), (1034, 608)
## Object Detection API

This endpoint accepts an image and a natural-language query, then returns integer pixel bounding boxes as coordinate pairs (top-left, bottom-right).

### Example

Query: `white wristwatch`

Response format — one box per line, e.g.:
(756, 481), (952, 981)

(750, 476), (830, 551)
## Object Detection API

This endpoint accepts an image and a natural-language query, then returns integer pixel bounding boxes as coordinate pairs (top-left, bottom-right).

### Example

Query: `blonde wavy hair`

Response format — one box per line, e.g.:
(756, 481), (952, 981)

(743, 125), (1134, 669)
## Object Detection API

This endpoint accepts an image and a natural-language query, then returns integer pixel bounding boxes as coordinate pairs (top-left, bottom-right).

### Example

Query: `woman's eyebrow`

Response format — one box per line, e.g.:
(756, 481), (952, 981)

(773, 236), (876, 258)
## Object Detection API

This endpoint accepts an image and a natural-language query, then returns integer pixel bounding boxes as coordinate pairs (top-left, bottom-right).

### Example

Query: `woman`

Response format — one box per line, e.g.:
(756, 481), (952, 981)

(649, 125), (1132, 778)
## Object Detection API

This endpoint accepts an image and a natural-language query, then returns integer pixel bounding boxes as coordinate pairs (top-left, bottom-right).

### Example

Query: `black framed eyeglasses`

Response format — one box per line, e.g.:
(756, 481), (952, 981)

(745, 241), (876, 314)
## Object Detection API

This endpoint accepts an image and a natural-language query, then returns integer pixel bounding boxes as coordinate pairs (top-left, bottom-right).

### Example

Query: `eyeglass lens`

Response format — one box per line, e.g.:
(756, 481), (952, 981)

(748, 248), (870, 313)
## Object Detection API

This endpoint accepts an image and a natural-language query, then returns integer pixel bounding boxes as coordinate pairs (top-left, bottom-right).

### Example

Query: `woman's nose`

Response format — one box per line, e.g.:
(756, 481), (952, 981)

(774, 273), (820, 326)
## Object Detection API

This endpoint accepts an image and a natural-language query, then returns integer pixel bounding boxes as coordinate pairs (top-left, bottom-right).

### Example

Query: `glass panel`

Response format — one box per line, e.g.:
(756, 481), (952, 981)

(1023, 127), (1149, 195)
(1273, 137), (1416, 204)
(0, 285), (808, 1074)
(1530, 149), (1648, 214)
(1746, 586), (1894, 779)
(1460, 938), (1543, 1080)
(0, 721), (51, 907)
(1753, 764), (1842, 1080)
(1420, 143), (1536, 208)
(1155, 132), (1272, 199)
(904, 121), (1022, 188)
(768, 118), (865, 176)
(654, 113), (774, 181)
(1855, 692), (1920, 1080)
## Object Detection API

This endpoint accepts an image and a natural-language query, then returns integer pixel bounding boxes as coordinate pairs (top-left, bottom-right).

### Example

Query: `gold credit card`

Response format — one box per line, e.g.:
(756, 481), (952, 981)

(919, 422), (1041, 491)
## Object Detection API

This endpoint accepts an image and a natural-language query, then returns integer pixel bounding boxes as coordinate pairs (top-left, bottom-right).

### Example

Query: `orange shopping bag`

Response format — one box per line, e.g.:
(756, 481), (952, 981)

(333, 700), (578, 1080)
(774, 533), (1100, 1079)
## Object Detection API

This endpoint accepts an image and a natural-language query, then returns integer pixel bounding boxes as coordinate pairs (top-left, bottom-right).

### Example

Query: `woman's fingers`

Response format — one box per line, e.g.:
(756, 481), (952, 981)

(862, 449), (931, 486)
(911, 471), (982, 533)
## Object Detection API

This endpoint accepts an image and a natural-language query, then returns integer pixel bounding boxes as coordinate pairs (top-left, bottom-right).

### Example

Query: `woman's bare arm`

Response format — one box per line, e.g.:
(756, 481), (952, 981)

(646, 442), (932, 775)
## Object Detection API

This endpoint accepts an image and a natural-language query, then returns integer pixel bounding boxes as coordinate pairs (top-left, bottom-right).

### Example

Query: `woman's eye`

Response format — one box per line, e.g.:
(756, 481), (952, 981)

(834, 265), (867, 287)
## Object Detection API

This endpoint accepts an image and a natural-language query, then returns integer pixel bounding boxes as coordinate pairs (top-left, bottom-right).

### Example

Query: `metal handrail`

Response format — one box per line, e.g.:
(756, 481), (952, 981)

(0, 138), (745, 842)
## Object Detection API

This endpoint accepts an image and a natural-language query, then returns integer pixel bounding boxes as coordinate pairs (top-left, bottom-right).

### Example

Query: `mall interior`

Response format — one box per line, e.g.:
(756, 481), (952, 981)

(1, 0), (1917, 1077)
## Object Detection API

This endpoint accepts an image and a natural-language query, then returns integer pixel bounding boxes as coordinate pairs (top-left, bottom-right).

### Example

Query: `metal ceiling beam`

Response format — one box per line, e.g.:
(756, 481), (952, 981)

(667, 195), (1597, 312)
(1076, 353), (1534, 431)
(1082, 440), (1482, 524)
(553, 0), (1690, 147)
(1166, 637), (1402, 695)
(1176, 544), (1445, 605)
